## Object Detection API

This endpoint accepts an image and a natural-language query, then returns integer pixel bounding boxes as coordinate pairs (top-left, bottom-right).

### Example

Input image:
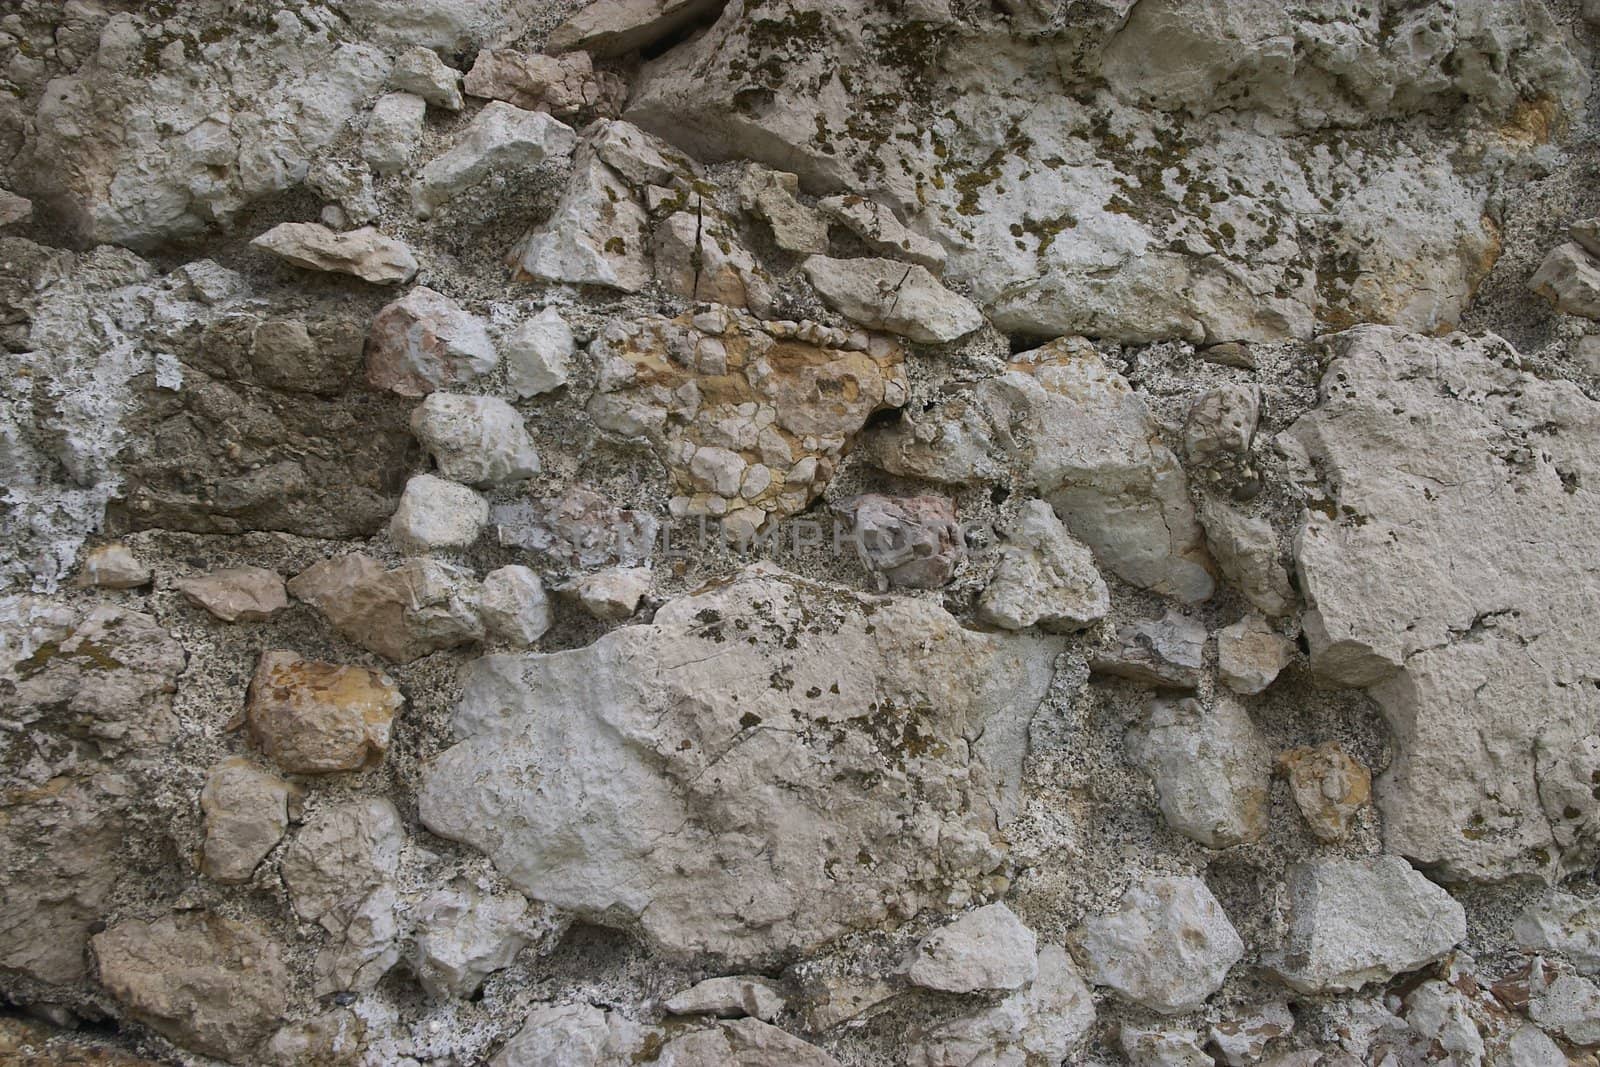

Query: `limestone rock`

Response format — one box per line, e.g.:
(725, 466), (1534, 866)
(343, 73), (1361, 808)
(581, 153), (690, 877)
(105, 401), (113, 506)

(818, 195), (946, 272)
(1527, 964), (1600, 1046)
(391, 46), (464, 110)
(280, 798), (405, 932)
(463, 49), (625, 121)
(1528, 242), (1600, 320)
(493, 485), (659, 568)
(74, 543), (150, 589)
(1128, 695), (1269, 848)
(1120, 1025), (1212, 1067)
(92, 912), (287, 1062)
(1090, 611), (1206, 689)
(366, 286), (498, 398)
(480, 565), (554, 647)
(1280, 327), (1600, 882)
(0, 189), (33, 228)
(1209, 1001), (1294, 1067)
(1514, 892), (1600, 974)
(263, 1010), (365, 1066)
(505, 306), (575, 397)
(410, 394), (541, 486)
(655, 1018), (843, 1066)
(836, 494), (965, 590)
(250, 223), (419, 285)
(491, 1003), (651, 1066)
(288, 552), (485, 663)
(411, 882), (531, 998)
(1197, 499), (1295, 618)
(739, 166), (829, 254)
(1185, 384), (1261, 466)
(1264, 855), (1465, 994)
(361, 92), (426, 175)
(1276, 743), (1371, 843)
(803, 256), (982, 344)
(977, 499), (1108, 632)
(653, 210), (774, 314)
(570, 566), (652, 621)
(389, 474), (489, 552)
(176, 566), (288, 624)
(549, 0), (730, 58)
(1217, 615), (1294, 695)
(246, 651), (403, 774)
(906, 945), (1095, 1067)
(511, 139), (650, 290)
(1076, 875), (1244, 1014)
(200, 758), (295, 884)
(666, 976), (787, 1021)
(418, 566), (1060, 961)
(907, 902), (1038, 994)
(412, 103), (577, 217)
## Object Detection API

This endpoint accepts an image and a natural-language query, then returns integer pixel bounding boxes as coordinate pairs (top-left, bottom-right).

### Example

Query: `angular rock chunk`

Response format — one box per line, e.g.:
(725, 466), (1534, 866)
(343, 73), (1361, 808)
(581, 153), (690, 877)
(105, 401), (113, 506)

(1197, 498), (1295, 618)
(389, 474), (489, 552)
(505, 306), (575, 397)
(1209, 1001), (1294, 1067)
(978, 499), (1108, 632)
(907, 902), (1037, 994)
(200, 757), (295, 884)
(1217, 615), (1294, 695)
(569, 566), (652, 621)
(653, 209), (774, 314)
(1264, 856), (1465, 994)
(739, 166), (829, 254)
(1527, 964), (1600, 1046)
(391, 46), (464, 110)
(419, 566), (1060, 961)
(92, 912), (287, 1062)
(837, 494), (965, 590)
(1185, 384), (1261, 466)
(906, 945), (1095, 1067)
(464, 49), (625, 120)
(1076, 875), (1244, 1015)
(246, 651), (403, 774)
(75, 543), (150, 589)
(803, 256), (982, 344)
(1276, 743), (1371, 843)
(411, 883), (531, 998)
(1128, 695), (1269, 848)
(250, 223), (418, 285)
(493, 485), (659, 567)
(491, 1003), (651, 1066)
(176, 566), (288, 623)
(549, 0), (730, 58)
(362, 92), (426, 175)
(511, 138), (650, 291)
(818, 194), (946, 272)
(0, 189), (33, 229)
(656, 1018), (843, 1066)
(410, 394), (541, 486)
(1120, 1024), (1211, 1067)
(1529, 242), (1600, 320)
(1514, 892), (1600, 974)
(264, 1009), (366, 1066)
(666, 976), (787, 1021)
(412, 103), (577, 216)
(366, 286), (498, 397)
(288, 552), (484, 663)
(480, 565), (555, 647)
(1091, 611), (1205, 689)
(1280, 327), (1600, 882)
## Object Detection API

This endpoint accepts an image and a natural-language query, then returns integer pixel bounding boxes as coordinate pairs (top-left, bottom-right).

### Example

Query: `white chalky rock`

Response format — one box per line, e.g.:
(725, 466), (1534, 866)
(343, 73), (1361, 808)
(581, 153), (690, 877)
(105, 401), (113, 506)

(505, 307), (576, 397)
(739, 165), (829, 254)
(1120, 1024), (1213, 1067)
(1402, 979), (1486, 1065)
(1198, 498), (1295, 617)
(906, 945), (1095, 1067)
(1209, 1002), (1294, 1067)
(978, 500), (1109, 632)
(803, 256), (983, 344)
(411, 882), (531, 998)
(412, 102), (577, 216)
(199, 757), (295, 884)
(1529, 242), (1600, 320)
(1280, 327), (1600, 882)
(1127, 695), (1270, 848)
(1185, 384), (1261, 465)
(75, 543), (150, 589)
(665, 976), (787, 1021)
(571, 566), (652, 621)
(655, 1018), (844, 1065)
(366, 286), (499, 397)
(411, 394), (541, 486)
(1076, 875), (1244, 1015)
(251, 223), (419, 284)
(510, 139), (650, 291)
(418, 565), (1060, 961)
(549, 0), (730, 58)
(1263, 855), (1465, 994)
(907, 903), (1038, 994)
(818, 194), (946, 272)
(389, 473), (489, 551)
(361, 92), (426, 175)
(480, 565), (554, 647)
(1090, 611), (1206, 689)
(391, 46), (464, 110)
(1514, 892), (1600, 974)
(1217, 615), (1295, 695)
(1527, 965), (1600, 1046)
(492, 1002), (650, 1066)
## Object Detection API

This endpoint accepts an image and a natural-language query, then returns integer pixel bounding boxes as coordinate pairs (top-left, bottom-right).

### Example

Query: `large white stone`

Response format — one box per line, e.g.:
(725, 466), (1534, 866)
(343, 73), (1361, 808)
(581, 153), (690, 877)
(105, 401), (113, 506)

(509, 140), (651, 291)
(411, 394), (541, 486)
(412, 103), (577, 216)
(978, 500), (1109, 633)
(802, 256), (982, 344)
(906, 903), (1038, 994)
(1127, 695), (1269, 849)
(1076, 875), (1243, 1014)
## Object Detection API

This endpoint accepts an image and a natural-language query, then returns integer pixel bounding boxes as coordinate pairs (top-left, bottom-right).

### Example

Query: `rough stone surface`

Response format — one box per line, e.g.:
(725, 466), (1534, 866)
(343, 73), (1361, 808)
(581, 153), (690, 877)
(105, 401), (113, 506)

(412, 102), (576, 217)
(666, 976), (787, 1021)
(246, 651), (403, 774)
(288, 552), (485, 662)
(200, 757), (295, 884)
(410, 882), (531, 998)
(906, 903), (1038, 994)
(802, 256), (982, 344)
(479, 565), (554, 647)
(504, 306), (575, 397)
(1528, 242), (1600, 319)
(977, 499), (1108, 632)
(1277, 743), (1372, 843)
(389, 474), (489, 552)
(366, 286), (498, 397)
(836, 494), (965, 590)
(906, 944), (1095, 1067)
(1514, 892), (1600, 974)
(1127, 695), (1270, 848)
(1216, 615), (1294, 695)
(549, 0), (730, 58)
(390, 46), (464, 110)
(176, 566), (288, 623)
(251, 223), (419, 285)
(74, 544), (149, 589)
(1090, 611), (1206, 689)
(411, 393), (541, 487)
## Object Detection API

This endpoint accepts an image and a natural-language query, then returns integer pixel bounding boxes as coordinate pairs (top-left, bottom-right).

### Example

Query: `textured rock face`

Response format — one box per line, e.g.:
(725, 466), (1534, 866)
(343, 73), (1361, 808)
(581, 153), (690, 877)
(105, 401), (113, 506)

(1076, 875), (1244, 1015)
(246, 651), (403, 774)
(420, 566), (1058, 961)
(1282, 328), (1600, 883)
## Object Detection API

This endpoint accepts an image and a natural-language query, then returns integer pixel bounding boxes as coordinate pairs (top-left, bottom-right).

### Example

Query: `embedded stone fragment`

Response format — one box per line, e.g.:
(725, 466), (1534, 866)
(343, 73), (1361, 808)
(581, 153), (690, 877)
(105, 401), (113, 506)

(0, 189), (33, 228)
(1090, 611), (1206, 689)
(655, 1018), (843, 1066)
(361, 92), (426, 175)
(818, 194), (946, 272)
(977, 499), (1108, 632)
(511, 140), (650, 290)
(493, 486), (659, 567)
(463, 49), (625, 120)
(176, 566), (288, 623)
(1280, 327), (1600, 882)
(366, 286), (498, 397)
(1528, 242), (1600, 319)
(250, 223), (418, 285)
(1120, 1025), (1212, 1067)
(412, 103), (577, 216)
(1527, 964), (1600, 1046)
(74, 543), (150, 589)
(1276, 743), (1372, 843)
(1076, 875), (1244, 1014)
(246, 651), (403, 774)
(91, 912), (288, 1062)
(1514, 892), (1600, 974)
(505, 306), (576, 397)
(491, 1003), (651, 1067)
(1185, 384), (1261, 465)
(1217, 615), (1294, 695)
(653, 210), (774, 313)
(200, 757), (295, 884)
(418, 566), (1060, 961)
(1264, 855), (1465, 994)
(264, 1010), (366, 1067)
(666, 976), (787, 1021)
(1209, 1001), (1294, 1066)
(390, 46), (464, 110)
(549, 0), (730, 57)
(1197, 498), (1295, 618)
(570, 566), (652, 621)
(411, 883), (532, 998)
(1402, 977), (1487, 1065)
(287, 552), (485, 663)
(1128, 695), (1269, 849)
(837, 494), (965, 590)
(480, 565), (554, 647)
(389, 474), (489, 552)
(739, 165), (829, 254)
(907, 902), (1038, 994)
(410, 394), (541, 486)
(906, 945), (1095, 1067)
(803, 256), (982, 343)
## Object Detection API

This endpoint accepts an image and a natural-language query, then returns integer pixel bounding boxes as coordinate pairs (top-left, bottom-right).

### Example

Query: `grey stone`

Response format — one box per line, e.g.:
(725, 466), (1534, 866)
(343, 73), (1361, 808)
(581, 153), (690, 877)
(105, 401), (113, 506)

(411, 883), (531, 998)
(250, 223), (419, 285)
(569, 566), (651, 621)
(200, 757), (295, 884)
(176, 566), (288, 623)
(1127, 695), (1270, 848)
(463, 48), (625, 121)
(491, 1003), (650, 1066)
(1076, 875), (1244, 1014)
(906, 902), (1038, 994)
(818, 194), (946, 272)
(361, 92), (426, 175)
(665, 976), (787, 1021)
(287, 553), (485, 663)
(505, 307), (575, 397)
(1514, 892), (1600, 974)
(1090, 611), (1206, 689)
(906, 945), (1095, 1067)
(390, 46), (464, 110)
(739, 165), (829, 254)
(412, 103), (577, 217)
(1197, 498), (1295, 618)
(1529, 242), (1600, 319)
(480, 565), (554, 647)
(1527, 964), (1600, 1046)
(1217, 615), (1294, 695)
(977, 499), (1109, 633)
(410, 394), (540, 486)
(366, 286), (498, 398)
(803, 256), (983, 344)
(836, 494), (965, 590)
(510, 140), (650, 291)
(389, 474), (489, 552)
(74, 543), (150, 589)
(548, 0), (730, 58)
